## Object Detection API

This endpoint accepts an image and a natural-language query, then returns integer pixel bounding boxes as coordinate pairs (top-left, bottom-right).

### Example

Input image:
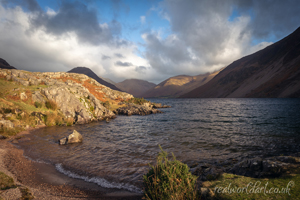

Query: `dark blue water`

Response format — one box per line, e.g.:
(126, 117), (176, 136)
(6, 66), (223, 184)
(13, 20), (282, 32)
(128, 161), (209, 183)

(18, 98), (300, 192)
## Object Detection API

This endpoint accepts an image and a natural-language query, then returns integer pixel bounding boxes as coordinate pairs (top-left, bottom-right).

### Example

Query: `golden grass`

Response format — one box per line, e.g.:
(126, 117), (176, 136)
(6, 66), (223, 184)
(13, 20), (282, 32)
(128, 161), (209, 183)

(205, 173), (300, 200)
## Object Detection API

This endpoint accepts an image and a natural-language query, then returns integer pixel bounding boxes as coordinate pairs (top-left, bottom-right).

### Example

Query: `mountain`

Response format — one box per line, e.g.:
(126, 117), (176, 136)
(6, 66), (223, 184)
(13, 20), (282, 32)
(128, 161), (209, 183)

(116, 79), (156, 97)
(68, 67), (121, 91)
(142, 71), (220, 98)
(181, 27), (300, 98)
(0, 58), (16, 69)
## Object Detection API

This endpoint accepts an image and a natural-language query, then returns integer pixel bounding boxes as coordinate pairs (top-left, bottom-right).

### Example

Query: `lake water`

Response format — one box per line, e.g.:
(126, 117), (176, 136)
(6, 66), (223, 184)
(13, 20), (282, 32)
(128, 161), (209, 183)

(16, 98), (300, 193)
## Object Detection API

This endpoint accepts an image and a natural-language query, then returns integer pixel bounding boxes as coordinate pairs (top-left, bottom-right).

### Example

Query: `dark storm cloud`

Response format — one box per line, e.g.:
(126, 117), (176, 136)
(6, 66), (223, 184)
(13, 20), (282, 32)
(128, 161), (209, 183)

(30, 1), (117, 45)
(115, 61), (133, 67)
(114, 53), (124, 58)
(236, 0), (300, 39)
(1, 0), (41, 12)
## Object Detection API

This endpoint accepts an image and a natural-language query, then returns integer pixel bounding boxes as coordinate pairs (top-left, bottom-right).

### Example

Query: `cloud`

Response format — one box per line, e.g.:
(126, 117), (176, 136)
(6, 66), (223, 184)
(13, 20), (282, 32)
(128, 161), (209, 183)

(235, 0), (300, 39)
(114, 53), (124, 58)
(102, 55), (111, 60)
(140, 16), (146, 24)
(115, 61), (133, 67)
(1, 0), (41, 12)
(142, 0), (300, 77)
(135, 66), (147, 73)
(30, 1), (119, 46)
(0, 2), (151, 83)
(1, 0), (300, 84)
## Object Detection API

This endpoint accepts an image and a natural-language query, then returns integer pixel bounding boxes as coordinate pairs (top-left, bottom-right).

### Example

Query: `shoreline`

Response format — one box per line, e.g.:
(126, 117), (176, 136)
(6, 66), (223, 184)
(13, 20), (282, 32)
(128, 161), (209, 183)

(0, 127), (143, 200)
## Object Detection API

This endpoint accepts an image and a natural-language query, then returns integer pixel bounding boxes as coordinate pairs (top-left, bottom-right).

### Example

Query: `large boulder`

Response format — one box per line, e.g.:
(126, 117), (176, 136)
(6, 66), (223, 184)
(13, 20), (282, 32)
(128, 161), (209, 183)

(59, 130), (83, 145)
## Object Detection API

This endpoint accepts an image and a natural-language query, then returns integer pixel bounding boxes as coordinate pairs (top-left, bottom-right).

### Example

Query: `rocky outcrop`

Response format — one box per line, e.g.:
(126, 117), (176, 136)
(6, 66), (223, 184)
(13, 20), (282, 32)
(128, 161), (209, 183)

(59, 130), (83, 145)
(114, 103), (163, 116)
(229, 156), (300, 178)
(0, 69), (134, 124)
(191, 163), (224, 181)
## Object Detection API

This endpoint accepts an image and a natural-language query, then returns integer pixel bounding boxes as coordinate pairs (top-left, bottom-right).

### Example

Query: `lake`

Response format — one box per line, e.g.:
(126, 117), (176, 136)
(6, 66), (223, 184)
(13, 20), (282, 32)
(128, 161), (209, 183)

(16, 98), (300, 193)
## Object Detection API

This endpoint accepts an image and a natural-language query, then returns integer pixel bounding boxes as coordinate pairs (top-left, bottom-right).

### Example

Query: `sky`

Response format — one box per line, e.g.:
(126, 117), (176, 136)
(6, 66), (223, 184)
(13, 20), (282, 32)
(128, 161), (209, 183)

(0, 0), (300, 84)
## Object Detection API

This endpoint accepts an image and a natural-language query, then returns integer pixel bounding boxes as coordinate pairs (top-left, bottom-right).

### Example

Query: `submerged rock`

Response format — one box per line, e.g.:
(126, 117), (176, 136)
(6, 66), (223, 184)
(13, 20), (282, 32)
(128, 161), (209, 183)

(59, 130), (83, 145)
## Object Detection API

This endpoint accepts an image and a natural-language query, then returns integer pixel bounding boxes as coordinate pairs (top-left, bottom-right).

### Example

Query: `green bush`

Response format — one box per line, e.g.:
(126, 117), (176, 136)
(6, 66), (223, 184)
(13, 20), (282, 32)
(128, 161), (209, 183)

(102, 101), (110, 109)
(34, 101), (42, 108)
(126, 97), (149, 105)
(45, 100), (57, 110)
(143, 146), (198, 200)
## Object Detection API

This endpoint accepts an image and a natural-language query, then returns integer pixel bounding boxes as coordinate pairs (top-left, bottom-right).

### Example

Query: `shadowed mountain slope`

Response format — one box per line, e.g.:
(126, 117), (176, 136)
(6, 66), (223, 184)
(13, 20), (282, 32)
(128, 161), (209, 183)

(0, 58), (16, 69)
(68, 67), (121, 91)
(181, 26), (300, 98)
(116, 79), (156, 97)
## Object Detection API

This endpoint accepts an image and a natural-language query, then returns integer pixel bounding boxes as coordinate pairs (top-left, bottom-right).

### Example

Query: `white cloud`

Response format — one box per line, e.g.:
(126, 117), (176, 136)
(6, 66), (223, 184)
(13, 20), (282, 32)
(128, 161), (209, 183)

(0, 4), (155, 83)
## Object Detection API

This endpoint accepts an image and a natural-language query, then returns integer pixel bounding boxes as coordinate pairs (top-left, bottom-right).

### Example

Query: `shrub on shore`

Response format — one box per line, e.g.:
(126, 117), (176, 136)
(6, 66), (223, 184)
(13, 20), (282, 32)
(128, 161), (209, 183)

(34, 101), (42, 108)
(0, 171), (15, 190)
(143, 146), (198, 200)
(45, 100), (57, 110)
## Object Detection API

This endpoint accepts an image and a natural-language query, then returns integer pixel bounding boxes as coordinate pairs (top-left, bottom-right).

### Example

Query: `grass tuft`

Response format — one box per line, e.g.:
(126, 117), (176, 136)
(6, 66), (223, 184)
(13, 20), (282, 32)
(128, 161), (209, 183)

(143, 145), (198, 200)
(45, 100), (57, 110)
(0, 171), (16, 190)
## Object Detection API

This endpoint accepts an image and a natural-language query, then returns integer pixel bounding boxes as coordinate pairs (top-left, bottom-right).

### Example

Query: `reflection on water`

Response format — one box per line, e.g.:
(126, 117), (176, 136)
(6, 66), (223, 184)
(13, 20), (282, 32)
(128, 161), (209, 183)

(17, 98), (300, 191)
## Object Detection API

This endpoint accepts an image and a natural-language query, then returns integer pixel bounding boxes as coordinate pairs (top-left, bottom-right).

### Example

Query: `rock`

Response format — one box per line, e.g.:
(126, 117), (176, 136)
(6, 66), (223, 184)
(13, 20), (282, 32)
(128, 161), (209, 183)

(229, 157), (290, 178)
(0, 134), (6, 139)
(192, 164), (224, 181)
(152, 103), (171, 108)
(0, 120), (14, 128)
(274, 156), (300, 164)
(114, 103), (163, 116)
(59, 137), (67, 145)
(200, 188), (215, 199)
(32, 91), (45, 103)
(59, 130), (83, 145)
(5, 113), (12, 118)
(20, 92), (27, 100)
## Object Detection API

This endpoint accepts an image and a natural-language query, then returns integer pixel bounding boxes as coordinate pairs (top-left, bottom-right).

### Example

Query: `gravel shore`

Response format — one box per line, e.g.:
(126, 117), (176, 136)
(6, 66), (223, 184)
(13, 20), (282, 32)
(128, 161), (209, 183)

(0, 128), (143, 200)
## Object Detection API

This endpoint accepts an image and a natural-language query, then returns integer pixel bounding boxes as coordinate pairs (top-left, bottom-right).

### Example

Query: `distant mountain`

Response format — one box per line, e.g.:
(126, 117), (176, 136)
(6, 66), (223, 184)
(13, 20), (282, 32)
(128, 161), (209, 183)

(142, 71), (220, 98)
(100, 76), (116, 85)
(116, 79), (156, 97)
(0, 58), (16, 69)
(181, 27), (300, 98)
(68, 67), (121, 91)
